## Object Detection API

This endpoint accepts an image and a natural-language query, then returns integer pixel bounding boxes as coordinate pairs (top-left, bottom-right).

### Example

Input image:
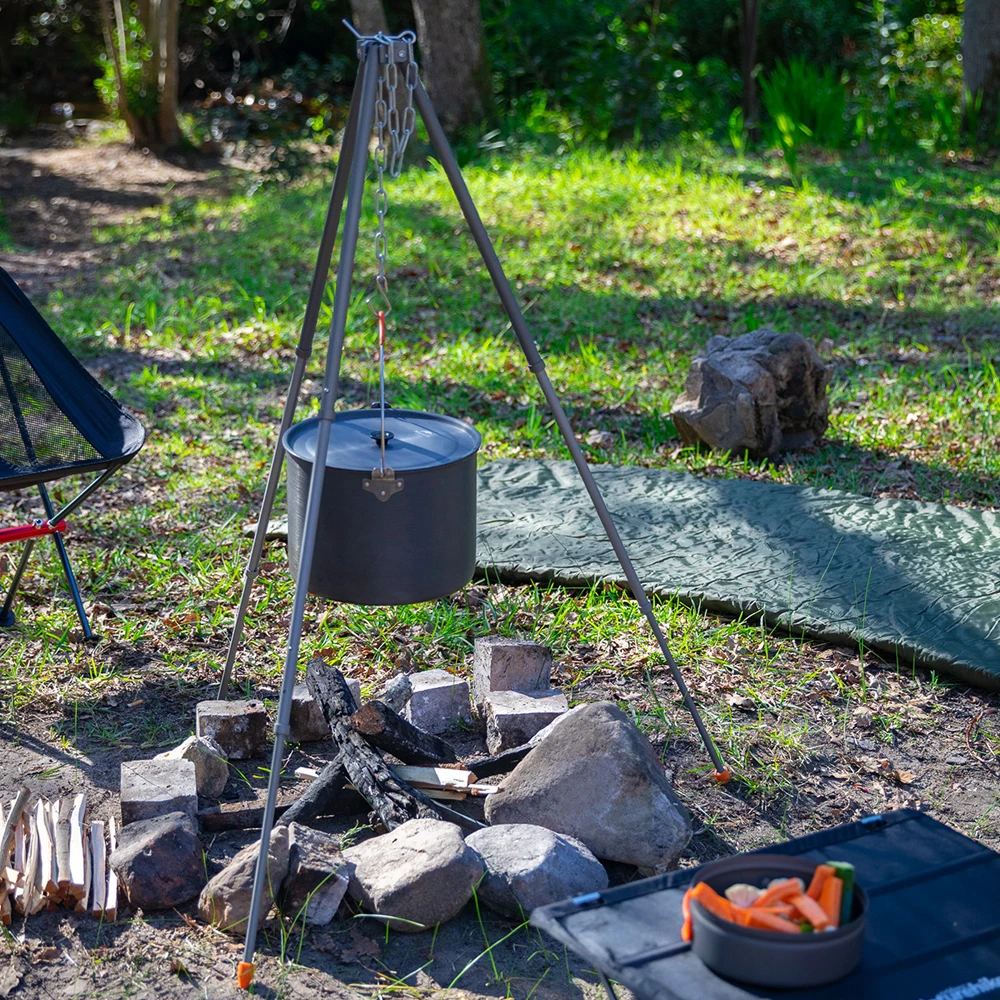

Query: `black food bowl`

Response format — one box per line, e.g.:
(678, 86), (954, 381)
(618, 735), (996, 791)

(689, 854), (867, 989)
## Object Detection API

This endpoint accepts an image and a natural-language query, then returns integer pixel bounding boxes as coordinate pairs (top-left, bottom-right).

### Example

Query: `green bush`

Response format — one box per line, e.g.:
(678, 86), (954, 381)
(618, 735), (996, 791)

(759, 58), (846, 148)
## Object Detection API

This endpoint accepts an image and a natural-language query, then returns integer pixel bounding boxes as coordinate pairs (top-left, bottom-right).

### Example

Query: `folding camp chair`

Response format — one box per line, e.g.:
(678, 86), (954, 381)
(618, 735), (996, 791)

(0, 265), (145, 638)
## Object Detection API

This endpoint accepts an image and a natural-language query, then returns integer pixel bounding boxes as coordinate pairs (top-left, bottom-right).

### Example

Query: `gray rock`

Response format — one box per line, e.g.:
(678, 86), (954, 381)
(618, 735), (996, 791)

(484, 689), (568, 753)
(198, 826), (290, 934)
(342, 818), (484, 931)
(671, 328), (830, 458)
(403, 669), (471, 734)
(110, 812), (205, 911)
(281, 823), (349, 926)
(154, 735), (229, 799)
(120, 758), (198, 825)
(484, 702), (691, 871)
(379, 673), (412, 714)
(196, 700), (268, 759)
(289, 680), (360, 743)
(472, 638), (553, 710)
(466, 824), (608, 918)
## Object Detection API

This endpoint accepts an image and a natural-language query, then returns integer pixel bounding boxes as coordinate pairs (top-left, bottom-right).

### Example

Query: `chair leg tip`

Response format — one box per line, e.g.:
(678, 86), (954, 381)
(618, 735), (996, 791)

(0, 610), (16, 628)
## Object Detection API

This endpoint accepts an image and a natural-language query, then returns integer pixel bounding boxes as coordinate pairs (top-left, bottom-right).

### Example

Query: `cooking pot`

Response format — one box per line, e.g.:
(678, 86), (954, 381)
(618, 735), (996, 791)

(283, 408), (481, 606)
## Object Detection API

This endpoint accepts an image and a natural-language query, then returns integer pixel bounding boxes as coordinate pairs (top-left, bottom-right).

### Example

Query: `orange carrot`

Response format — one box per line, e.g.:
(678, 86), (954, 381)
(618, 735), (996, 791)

(681, 888), (693, 942)
(742, 909), (802, 934)
(806, 864), (836, 901)
(818, 874), (843, 929)
(691, 882), (739, 924)
(752, 878), (803, 908)
(790, 893), (831, 930)
(757, 903), (795, 918)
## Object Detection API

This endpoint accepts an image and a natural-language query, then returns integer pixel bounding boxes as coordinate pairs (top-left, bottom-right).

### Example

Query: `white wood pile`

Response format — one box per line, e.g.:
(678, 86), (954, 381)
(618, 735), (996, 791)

(0, 790), (118, 923)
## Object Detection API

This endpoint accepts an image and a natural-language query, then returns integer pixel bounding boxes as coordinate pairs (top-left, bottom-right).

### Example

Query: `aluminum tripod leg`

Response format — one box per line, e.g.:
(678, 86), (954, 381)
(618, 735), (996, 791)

(412, 81), (728, 780)
(238, 44), (381, 976)
(38, 482), (92, 640)
(217, 66), (368, 699)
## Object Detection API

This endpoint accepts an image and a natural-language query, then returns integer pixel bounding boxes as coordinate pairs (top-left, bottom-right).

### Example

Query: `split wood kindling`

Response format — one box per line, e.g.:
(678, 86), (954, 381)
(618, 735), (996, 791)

(0, 788), (118, 922)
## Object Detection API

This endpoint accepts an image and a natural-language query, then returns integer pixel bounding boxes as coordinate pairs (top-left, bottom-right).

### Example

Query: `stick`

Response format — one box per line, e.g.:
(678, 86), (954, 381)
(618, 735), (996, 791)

(306, 661), (454, 829)
(36, 799), (58, 895)
(55, 797), (73, 894)
(350, 701), (459, 766)
(75, 824), (91, 913)
(90, 821), (106, 916)
(21, 805), (42, 915)
(279, 754), (348, 828)
(0, 788), (28, 868)
(68, 793), (86, 901)
(464, 743), (533, 779)
(105, 817), (118, 921)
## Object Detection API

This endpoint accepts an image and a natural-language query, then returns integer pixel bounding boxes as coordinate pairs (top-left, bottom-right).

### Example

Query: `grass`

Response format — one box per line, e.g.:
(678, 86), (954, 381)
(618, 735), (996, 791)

(1, 137), (999, 841)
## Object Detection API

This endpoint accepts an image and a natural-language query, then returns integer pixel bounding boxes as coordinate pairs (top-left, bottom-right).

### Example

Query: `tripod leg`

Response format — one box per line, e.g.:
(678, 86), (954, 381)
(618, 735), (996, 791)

(38, 483), (92, 640)
(413, 82), (728, 781)
(239, 44), (381, 982)
(0, 539), (35, 627)
(218, 66), (368, 700)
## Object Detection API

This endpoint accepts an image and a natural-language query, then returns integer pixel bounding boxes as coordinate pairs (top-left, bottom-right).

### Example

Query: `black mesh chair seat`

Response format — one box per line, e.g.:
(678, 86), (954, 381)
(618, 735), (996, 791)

(0, 264), (146, 636)
(0, 267), (145, 490)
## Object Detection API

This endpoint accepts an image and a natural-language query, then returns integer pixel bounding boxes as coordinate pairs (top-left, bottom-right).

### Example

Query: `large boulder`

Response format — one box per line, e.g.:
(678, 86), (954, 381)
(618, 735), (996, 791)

(484, 702), (691, 871)
(198, 826), (290, 935)
(342, 819), (484, 931)
(466, 824), (608, 918)
(670, 328), (830, 457)
(110, 812), (205, 911)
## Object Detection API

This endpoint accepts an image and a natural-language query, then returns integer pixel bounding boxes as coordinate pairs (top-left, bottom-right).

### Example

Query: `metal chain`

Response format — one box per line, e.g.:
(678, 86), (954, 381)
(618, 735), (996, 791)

(371, 31), (417, 314)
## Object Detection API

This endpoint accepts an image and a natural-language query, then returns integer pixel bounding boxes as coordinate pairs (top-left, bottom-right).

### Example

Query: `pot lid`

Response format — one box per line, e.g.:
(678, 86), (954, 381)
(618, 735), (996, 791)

(283, 409), (481, 473)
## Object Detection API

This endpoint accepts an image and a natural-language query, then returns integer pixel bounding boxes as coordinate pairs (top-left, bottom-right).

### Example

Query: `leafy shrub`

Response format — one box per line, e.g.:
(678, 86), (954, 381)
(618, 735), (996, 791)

(847, 2), (965, 152)
(759, 58), (846, 148)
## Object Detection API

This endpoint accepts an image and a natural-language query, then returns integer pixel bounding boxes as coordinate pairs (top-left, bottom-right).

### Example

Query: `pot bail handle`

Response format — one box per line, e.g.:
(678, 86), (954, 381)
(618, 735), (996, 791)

(377, 309), (387, 474)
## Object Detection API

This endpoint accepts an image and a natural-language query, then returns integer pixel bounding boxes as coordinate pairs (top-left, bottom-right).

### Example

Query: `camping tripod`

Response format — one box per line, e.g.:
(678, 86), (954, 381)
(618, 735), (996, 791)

(222, 30), (729, 985)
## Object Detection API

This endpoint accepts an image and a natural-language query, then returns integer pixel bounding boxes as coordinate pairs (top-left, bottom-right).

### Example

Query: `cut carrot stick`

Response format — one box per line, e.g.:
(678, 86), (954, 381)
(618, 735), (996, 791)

(752, 878), (803, 908)
(743, 909), (802, 934)
(806, 864), (836, 901)
(756, 903), (795, 918)
(691, 882), (739, 923)
(790, 893), (831, 930)
(681, 888), (693, 942)
(818, 874), (843, 929)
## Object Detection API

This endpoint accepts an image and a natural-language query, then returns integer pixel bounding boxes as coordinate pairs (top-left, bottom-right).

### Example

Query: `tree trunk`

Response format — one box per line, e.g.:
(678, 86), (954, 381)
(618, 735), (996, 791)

(349, 0), (389, 35)
(963, 0), (1000, 139)
(115, 0), (181, 151)
(740, 0), (760, 127)
(411, 0), (493, 132)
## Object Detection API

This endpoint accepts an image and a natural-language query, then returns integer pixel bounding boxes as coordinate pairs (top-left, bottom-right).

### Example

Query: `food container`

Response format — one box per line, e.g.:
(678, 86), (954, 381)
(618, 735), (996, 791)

(688, 854), (867, 989)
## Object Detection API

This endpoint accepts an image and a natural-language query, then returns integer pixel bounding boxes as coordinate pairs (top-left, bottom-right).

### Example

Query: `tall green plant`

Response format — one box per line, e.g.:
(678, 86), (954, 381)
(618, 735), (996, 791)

(759, 57), (846, 148)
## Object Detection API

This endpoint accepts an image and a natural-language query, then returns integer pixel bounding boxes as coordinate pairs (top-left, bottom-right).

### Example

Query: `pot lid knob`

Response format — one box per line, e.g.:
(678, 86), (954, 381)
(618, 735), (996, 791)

(369, 430), (394, 445)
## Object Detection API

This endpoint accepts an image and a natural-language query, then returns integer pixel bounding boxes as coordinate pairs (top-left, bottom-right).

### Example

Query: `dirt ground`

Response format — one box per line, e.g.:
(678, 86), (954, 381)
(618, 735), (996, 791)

(2, 132), (1000, 1000)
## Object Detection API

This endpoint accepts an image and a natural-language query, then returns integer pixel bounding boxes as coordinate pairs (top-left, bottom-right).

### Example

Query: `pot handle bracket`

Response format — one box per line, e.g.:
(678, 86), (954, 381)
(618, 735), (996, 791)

(363, 468), (404, 502)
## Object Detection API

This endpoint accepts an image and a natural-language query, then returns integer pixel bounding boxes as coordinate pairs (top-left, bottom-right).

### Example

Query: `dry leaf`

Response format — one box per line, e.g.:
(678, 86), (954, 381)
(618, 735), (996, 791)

(852, 706), (874, 729)
(891, 769), (916, 786)
(726, 694), (756, 712)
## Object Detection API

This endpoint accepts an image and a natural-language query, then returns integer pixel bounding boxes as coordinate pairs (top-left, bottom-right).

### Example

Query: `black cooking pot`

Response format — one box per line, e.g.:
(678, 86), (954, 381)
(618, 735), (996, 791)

(283, 409), (481, 606)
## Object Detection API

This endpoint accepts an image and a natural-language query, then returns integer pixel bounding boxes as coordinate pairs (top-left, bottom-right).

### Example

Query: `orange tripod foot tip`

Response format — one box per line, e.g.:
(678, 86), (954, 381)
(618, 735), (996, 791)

(713, 768), (731, 785)
(236, 962), (256, 989)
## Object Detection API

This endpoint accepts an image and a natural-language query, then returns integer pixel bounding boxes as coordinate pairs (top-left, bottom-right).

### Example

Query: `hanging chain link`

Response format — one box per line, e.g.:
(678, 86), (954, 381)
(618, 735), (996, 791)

(372, 31), (417, 315)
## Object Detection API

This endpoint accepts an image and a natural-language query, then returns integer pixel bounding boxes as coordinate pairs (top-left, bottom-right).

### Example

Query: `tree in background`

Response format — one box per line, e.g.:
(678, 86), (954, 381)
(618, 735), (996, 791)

(349, 0), (389, 35)
(98, 0), (179, 150)
(962, 0), (1000, 138)
(740, 0), (761, 127)
(411, 0), (493, 131)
